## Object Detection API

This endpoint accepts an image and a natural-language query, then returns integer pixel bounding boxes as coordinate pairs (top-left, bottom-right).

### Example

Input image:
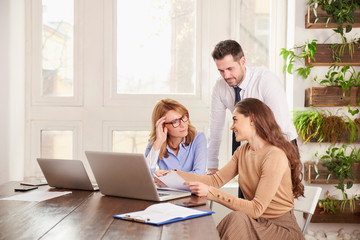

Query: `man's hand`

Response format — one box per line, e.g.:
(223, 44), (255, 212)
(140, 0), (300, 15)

(184, 181), (209, 197)
(206, 168), (219, 175)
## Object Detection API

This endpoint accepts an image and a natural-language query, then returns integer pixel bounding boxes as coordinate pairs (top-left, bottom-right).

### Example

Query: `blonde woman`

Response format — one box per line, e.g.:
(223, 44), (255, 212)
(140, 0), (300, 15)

(145, 98), (207, 175)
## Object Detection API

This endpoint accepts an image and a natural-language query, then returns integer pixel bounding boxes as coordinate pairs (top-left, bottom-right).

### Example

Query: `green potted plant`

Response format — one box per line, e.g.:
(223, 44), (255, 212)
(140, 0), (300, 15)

(280, 39), (317, 78)
(304, 145), (360, 221)
(317, 192), (360, 215)
(281, 37), (360, 75)
(311, 65), (360, 96)
(305, 65), (360, 107)
(314, 145), (360, 214)
(293, 109), (324, 143)
(293, 109), (360, 143)
(307, 0), (360, 35)
(298, 37), (360, 66)
(329, 36), (360, 63)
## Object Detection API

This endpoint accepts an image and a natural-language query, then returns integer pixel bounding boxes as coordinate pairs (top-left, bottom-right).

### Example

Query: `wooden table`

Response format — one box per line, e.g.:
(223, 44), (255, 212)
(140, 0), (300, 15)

(0, 182), (219, 240)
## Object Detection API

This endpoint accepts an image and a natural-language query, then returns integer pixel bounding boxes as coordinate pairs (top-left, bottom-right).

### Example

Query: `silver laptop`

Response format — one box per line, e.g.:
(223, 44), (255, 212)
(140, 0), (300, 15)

(84, 151), (191, 201)
(37, 158), (99, 191)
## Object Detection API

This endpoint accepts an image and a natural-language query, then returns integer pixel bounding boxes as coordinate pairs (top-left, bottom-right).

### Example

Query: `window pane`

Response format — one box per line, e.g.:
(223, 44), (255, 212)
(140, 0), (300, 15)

(113, 131), (149, 153)
(117, 0), (196, 94)
(42, 0), (74, 97)
(41, 130), (73, 159)
(240, 1), (270, 68)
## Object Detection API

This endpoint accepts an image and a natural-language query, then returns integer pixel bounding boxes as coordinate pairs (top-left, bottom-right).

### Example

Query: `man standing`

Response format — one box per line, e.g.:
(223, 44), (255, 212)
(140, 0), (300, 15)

(207, 39), (298, 177)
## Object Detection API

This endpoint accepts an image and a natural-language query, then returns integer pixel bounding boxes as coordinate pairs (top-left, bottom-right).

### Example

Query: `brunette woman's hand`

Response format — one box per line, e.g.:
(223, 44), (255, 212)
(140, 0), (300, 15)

(184, 181), (209, 197)
(153, 116), (168, 150)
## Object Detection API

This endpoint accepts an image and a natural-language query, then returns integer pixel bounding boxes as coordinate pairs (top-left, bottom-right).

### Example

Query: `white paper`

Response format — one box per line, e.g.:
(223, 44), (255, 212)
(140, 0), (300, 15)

(0, 191), (72, 202)
(115, 202), (208, 224)
(156, 172), (190, 191)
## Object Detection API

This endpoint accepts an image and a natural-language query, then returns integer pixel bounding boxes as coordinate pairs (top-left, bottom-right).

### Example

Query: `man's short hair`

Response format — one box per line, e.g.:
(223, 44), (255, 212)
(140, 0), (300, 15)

(212, 40), (244, 62)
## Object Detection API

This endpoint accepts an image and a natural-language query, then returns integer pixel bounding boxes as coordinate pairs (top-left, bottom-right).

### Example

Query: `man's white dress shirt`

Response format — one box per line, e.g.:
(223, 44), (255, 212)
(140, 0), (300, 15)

(207, 66), (297, 169)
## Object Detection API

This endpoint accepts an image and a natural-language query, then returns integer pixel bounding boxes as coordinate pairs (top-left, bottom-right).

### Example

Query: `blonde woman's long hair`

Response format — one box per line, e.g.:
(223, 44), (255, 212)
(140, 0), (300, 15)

(150, 99), (196, 159)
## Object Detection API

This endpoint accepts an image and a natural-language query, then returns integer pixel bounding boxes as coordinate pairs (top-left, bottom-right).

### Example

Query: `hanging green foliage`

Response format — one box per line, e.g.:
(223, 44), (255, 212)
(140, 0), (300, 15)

(307, 0), (360, 35)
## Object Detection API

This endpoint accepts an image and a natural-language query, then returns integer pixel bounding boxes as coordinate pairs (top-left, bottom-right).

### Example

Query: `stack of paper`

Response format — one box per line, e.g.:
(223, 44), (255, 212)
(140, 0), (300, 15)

(114, 202), (214, 225)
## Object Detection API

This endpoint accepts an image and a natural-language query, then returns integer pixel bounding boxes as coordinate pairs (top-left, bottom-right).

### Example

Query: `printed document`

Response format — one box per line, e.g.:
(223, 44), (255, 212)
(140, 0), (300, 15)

(0, 191), (72, 202)
(114, 202), (212, 224)
(156, 172), (190, 191)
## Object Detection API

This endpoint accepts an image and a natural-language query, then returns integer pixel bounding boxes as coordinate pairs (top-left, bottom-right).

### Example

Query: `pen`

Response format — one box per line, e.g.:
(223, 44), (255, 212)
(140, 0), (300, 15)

(123, 215), (150, 222)
(161, 170), (171, 176)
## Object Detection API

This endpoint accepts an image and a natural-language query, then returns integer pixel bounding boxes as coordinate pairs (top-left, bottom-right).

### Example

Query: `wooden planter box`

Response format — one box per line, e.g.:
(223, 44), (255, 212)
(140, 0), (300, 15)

(305, 43), (360, 66)
(305, 6), (360, 29)
(307, 200), (360, 223)
(304, 161), (360, 184)
(303, 126), (360, 143)
(305, 87), (360, 107)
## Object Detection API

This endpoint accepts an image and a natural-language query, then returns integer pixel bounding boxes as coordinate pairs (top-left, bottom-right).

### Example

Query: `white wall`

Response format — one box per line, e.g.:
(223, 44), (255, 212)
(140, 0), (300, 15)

(0, 0), (10, 184)
(0, 0), (25, 184)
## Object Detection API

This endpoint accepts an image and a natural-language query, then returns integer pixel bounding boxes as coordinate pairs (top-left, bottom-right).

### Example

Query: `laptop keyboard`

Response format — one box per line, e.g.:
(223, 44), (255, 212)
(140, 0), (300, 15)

(158, 193), (170, 197)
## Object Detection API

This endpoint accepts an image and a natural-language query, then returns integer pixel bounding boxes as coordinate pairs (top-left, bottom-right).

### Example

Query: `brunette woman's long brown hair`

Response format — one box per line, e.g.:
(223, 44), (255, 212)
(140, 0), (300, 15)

(235, 98), (304, 198)
(150, 99), (196, 159)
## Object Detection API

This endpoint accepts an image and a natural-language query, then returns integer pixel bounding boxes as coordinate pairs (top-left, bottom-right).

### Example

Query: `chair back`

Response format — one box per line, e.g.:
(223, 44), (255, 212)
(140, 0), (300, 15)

(293, 186), (322, 235)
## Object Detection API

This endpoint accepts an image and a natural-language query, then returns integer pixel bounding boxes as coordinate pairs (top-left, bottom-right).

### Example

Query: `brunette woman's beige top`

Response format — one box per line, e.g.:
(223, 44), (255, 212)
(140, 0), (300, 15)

(177, 142), (294, 219)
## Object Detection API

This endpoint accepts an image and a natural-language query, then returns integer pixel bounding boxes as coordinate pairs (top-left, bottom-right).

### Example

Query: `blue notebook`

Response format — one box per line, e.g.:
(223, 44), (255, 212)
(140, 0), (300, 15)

(113, 202), (214, 226)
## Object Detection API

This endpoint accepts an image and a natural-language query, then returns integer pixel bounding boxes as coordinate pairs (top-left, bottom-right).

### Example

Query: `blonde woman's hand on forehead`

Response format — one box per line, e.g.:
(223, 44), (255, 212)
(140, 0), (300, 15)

(153, 116), (168, 150)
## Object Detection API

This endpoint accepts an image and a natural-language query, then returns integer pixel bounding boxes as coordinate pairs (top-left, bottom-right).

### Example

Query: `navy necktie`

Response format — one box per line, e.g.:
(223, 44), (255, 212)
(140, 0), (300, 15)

(232, 86), (241, 154)
(233, 86), (245, 199)
(234, 86), (241, 104)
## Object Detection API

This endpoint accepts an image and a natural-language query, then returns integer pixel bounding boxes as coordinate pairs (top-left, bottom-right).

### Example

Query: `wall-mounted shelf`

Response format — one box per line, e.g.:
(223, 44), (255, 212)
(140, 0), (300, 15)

(305, 87), (360, 107)
(305, 200), (360, 223)
(304, 161), (360, 184)
(306, 129), (360, 144)
(305, 6), (360, 29)
(305, 44), (360, 66)
(302, 4), (360, 225)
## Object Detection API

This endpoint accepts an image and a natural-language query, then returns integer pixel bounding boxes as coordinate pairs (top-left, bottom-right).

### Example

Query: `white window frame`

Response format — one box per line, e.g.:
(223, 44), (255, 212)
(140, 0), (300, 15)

(28, 121), (83, 178)
(103, 0), (209, 108)
(103, 121), (151, 152)
(103, 121), (208, 152)
(27, 0), (83, 106)
(230, 0), (287, 85)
